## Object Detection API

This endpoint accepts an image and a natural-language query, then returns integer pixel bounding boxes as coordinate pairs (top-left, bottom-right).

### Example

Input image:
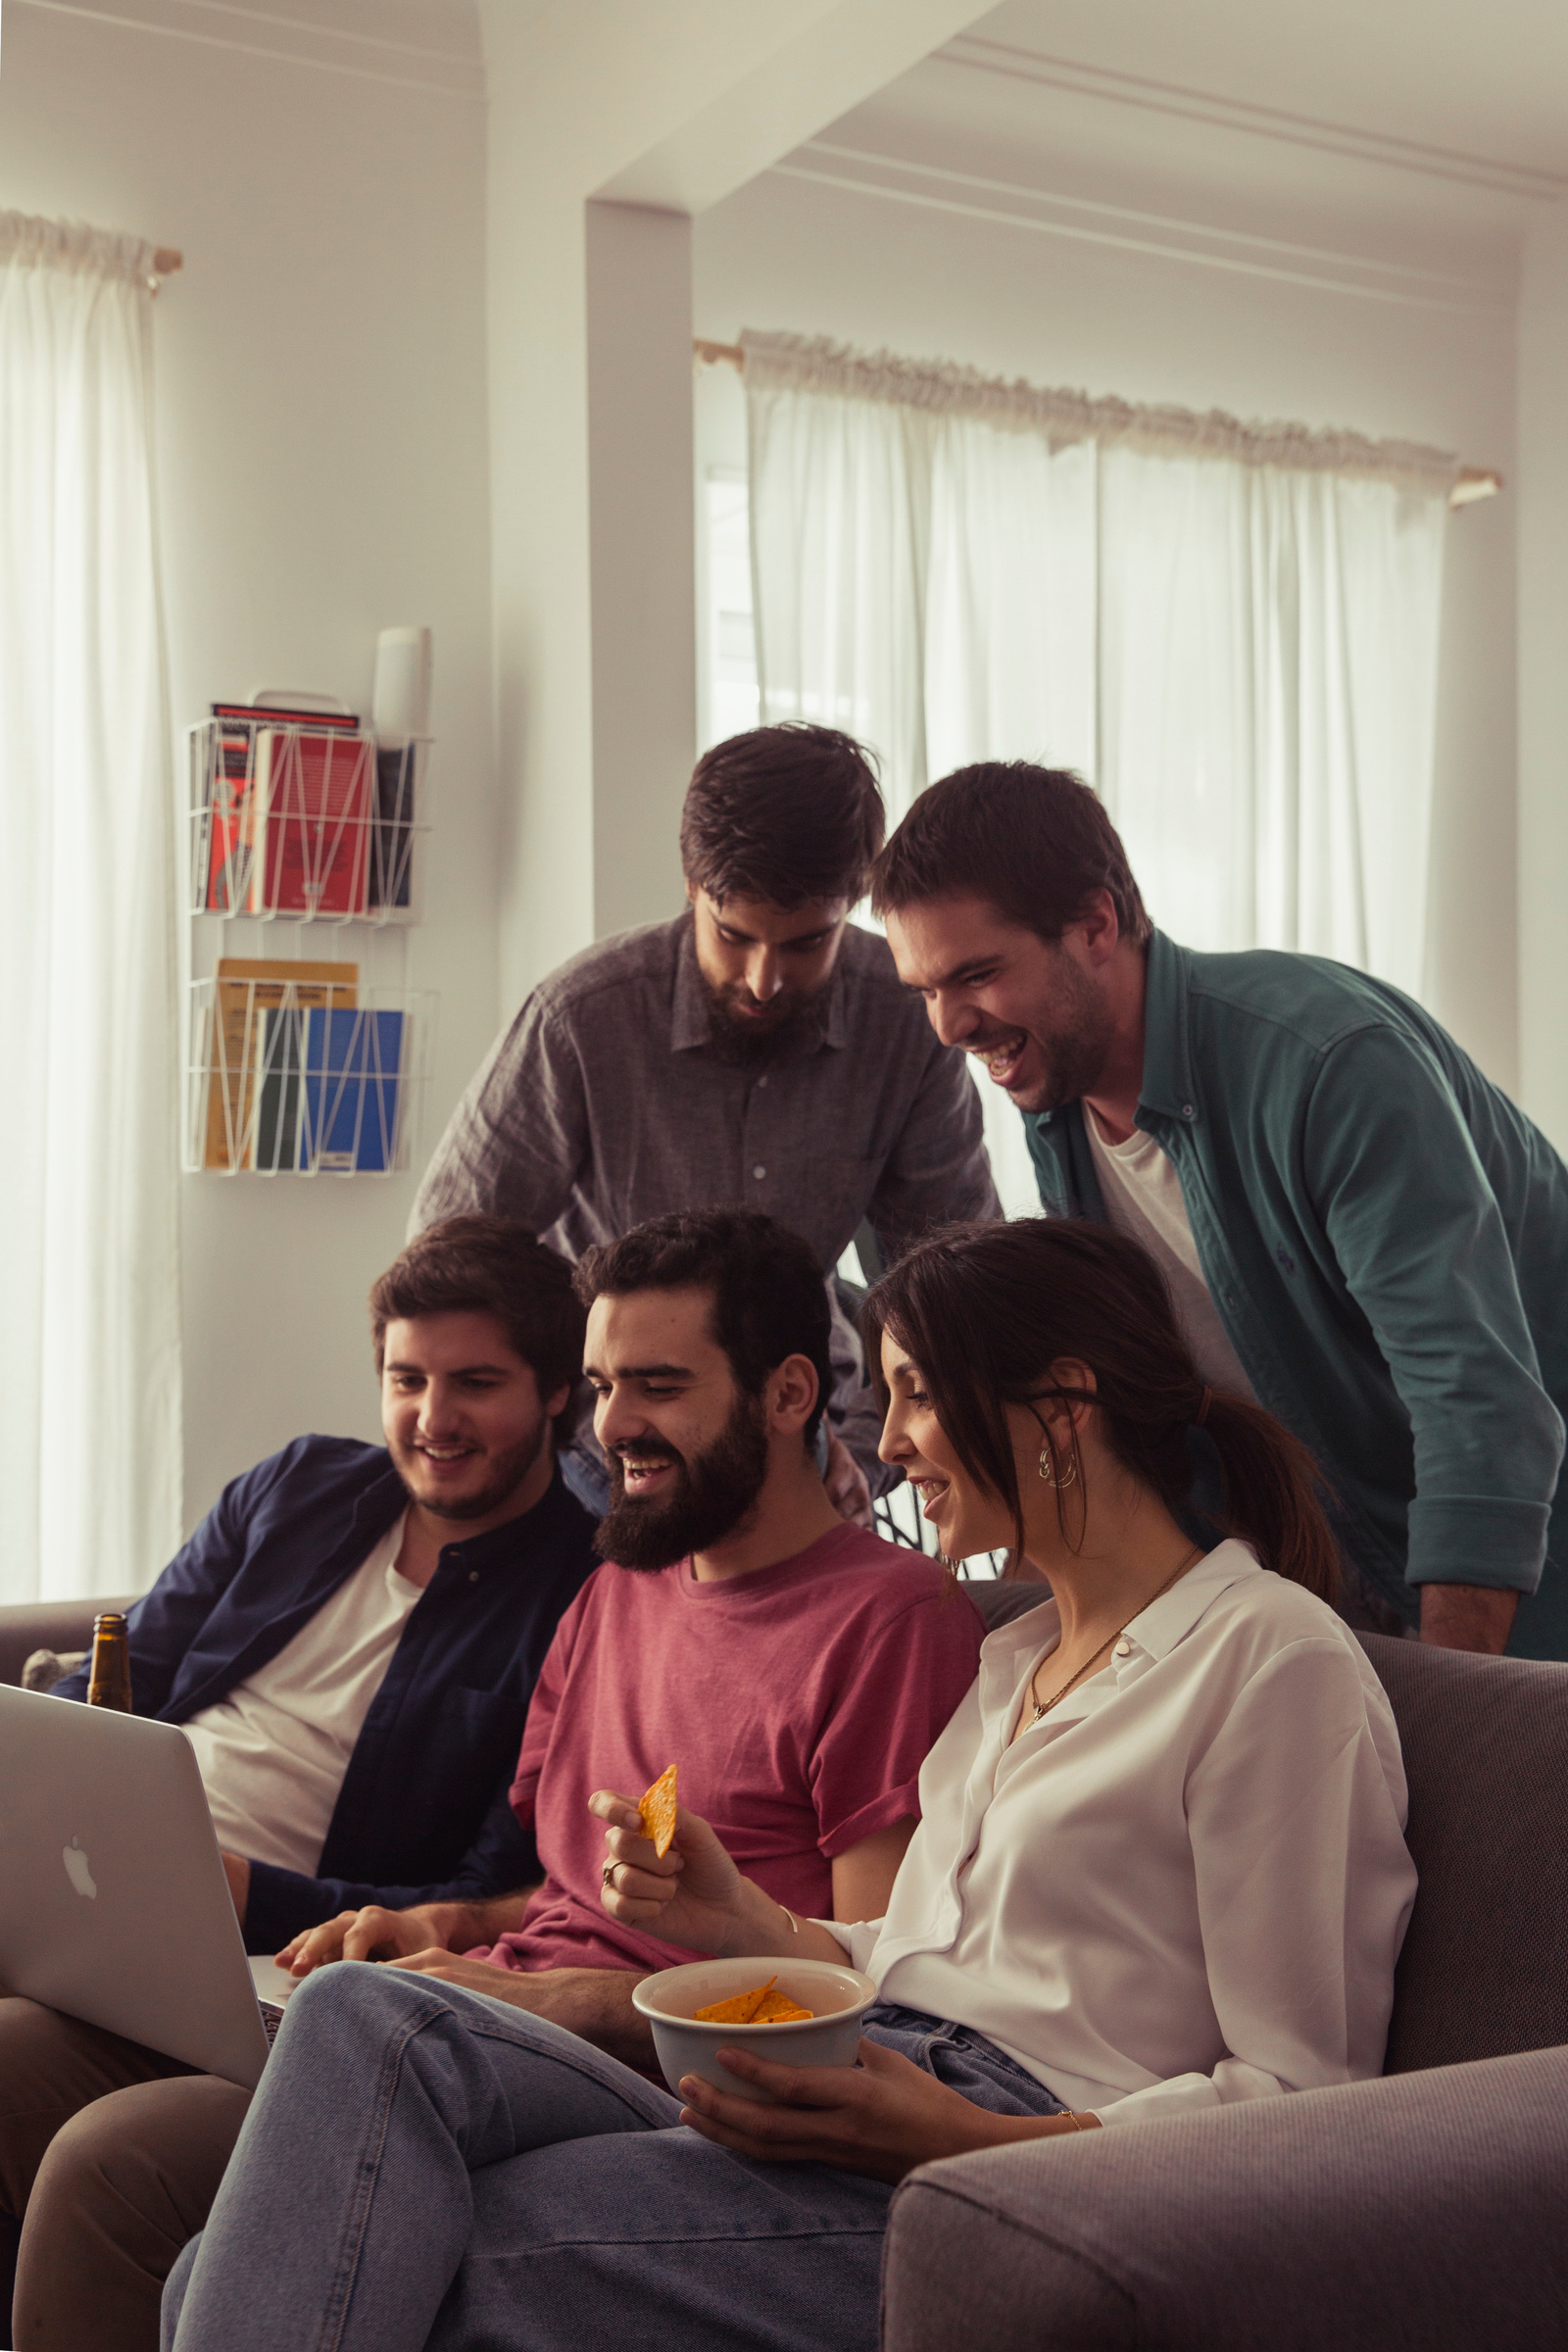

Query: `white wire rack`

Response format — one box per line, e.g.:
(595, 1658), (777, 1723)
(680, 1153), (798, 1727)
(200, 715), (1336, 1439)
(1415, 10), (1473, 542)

(185, 972), (436, 1177)
(187, 720), (429, 925)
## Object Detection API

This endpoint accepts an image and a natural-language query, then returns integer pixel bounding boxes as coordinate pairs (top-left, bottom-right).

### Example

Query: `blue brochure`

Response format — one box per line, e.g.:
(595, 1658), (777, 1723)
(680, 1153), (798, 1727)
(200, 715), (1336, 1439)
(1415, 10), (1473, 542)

(300, 1008), (405, 1172)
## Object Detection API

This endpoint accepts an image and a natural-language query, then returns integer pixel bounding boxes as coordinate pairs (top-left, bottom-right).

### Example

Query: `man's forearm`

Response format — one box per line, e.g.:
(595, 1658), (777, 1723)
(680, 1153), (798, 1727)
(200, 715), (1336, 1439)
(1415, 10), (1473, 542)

(1419, 1582), (1518, 1654)
(464, 1964), (658, 2067)
(427, 1890), (532, 1950)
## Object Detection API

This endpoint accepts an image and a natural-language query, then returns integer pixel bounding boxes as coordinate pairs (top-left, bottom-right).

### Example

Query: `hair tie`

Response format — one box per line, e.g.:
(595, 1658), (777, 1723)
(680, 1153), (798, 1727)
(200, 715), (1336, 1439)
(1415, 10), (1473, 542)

(1195, 1385), (1212, 1429)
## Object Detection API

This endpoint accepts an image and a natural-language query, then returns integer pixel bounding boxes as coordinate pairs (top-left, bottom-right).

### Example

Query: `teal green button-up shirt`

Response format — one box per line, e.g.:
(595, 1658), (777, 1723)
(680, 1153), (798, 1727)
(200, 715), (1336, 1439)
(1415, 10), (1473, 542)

(1024, 932), (1568, 1659)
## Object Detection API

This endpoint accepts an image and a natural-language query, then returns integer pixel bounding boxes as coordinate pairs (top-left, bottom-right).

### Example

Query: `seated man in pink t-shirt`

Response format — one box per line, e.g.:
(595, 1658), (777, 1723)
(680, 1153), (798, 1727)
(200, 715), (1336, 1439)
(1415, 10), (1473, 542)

(283, 1208), (984, 2065)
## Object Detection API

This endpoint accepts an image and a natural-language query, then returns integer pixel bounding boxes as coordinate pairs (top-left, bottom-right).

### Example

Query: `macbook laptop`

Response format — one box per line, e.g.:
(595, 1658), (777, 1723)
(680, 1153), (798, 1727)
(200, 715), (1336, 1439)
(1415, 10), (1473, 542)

(0, 1683), (292, 2090)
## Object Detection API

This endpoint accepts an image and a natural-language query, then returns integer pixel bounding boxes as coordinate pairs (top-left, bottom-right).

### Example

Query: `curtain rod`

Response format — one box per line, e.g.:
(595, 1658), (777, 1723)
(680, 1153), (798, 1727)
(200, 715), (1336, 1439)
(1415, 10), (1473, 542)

(693, 337), (1501, 510)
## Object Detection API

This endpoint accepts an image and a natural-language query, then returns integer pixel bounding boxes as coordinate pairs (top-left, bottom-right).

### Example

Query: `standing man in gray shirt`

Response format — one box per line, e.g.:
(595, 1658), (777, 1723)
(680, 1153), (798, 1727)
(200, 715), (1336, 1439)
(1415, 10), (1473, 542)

(413, 725), (1000, 1518)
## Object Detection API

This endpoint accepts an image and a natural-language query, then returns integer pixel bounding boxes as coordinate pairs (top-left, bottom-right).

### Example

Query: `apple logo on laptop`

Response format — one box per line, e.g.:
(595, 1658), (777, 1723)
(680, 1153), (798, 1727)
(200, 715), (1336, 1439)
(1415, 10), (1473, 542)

(63, 1837), (97, 1900)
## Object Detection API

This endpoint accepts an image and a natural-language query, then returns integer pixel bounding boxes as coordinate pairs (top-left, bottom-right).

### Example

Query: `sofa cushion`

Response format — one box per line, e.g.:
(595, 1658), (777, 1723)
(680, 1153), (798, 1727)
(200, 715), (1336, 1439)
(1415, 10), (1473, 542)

(0, 1597), (136, 1690)
(881, 2046), (1568, 2352)
(1357, 1635), (1568, 2071)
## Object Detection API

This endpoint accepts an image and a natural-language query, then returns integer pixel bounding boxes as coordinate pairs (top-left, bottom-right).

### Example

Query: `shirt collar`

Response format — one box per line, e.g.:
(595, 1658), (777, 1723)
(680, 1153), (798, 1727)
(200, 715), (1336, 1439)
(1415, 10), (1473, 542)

(983, 1539), (1261, 1669)
(1117, 1538), (1260, 1660)
(1134, 929), (1198, 1126)
(668, 909), (849, 1056)
(429, 1465), (577, 1581)
(670, 914), (710, 1053)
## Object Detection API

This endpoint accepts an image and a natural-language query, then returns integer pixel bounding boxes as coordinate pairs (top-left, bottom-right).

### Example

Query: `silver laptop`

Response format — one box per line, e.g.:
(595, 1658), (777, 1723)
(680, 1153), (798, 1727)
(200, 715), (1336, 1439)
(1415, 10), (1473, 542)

(0, 1684), (290, 2089)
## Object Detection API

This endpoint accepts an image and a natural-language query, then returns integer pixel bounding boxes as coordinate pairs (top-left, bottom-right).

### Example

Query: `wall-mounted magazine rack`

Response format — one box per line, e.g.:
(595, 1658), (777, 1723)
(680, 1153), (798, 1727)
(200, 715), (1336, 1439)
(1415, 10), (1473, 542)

(187, 719), (429, 925)
(185, 970), (435, 1176)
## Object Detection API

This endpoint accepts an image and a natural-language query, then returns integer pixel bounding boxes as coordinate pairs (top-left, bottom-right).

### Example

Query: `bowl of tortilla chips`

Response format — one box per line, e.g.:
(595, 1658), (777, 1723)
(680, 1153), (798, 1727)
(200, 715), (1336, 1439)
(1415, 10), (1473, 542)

(633, 1956), (877, 2103)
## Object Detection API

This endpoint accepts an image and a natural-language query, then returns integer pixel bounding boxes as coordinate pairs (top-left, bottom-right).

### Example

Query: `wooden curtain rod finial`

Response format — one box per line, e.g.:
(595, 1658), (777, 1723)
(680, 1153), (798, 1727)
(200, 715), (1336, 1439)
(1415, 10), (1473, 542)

(1449, 466), (1502, 508)
(693, 337), (743, 370)
(153, 247), (183, 277)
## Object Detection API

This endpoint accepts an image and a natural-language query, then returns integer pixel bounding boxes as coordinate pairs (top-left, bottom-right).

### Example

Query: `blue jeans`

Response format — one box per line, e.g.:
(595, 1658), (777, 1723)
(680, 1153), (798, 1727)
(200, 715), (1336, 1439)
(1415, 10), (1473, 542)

(160, 1963), (1062, 2352)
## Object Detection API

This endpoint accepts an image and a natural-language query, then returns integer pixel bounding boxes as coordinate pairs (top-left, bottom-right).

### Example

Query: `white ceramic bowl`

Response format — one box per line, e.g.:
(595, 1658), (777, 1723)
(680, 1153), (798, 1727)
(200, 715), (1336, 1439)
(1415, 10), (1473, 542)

(633, 1956), (877, 2103)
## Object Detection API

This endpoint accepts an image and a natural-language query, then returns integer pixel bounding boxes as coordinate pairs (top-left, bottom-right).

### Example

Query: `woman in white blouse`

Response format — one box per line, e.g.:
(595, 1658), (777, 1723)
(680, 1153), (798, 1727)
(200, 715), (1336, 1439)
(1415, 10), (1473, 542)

(163, 1219), (1416, 2352)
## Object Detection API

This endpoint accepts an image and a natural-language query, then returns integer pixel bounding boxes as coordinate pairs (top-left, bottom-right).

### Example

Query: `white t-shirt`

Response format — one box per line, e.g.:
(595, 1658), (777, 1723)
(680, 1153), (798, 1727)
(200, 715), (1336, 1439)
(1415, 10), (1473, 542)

(182, 1513), (419, 1876)
(1084, 1107), (1257, 1401)
(828, 1543), (1416, 2124)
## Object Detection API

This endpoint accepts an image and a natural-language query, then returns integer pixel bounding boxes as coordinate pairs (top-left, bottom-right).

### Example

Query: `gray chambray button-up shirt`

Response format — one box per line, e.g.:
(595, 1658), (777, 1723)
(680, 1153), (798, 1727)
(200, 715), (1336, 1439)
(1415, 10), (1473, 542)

(414, 913), (999, 1270)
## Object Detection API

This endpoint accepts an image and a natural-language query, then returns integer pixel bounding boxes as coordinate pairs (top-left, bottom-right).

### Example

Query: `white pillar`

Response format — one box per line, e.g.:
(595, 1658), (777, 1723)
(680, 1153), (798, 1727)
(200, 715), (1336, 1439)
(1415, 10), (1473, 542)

(477, 0), (1001, 1006)
(1517, 215), (1568, 1150)
(586, 201), (697, 939)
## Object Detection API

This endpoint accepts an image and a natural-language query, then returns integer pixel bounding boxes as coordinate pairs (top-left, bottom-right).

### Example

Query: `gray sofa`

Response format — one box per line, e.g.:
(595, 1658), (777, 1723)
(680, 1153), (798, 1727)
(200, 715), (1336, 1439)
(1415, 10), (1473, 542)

(883, 1634), (1568, 2349)
(6, 1607), (1564, 2343)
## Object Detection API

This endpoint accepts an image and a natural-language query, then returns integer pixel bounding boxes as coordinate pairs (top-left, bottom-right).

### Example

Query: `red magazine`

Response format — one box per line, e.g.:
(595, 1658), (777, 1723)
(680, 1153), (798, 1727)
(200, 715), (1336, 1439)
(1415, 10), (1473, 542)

(204, 729), (260, 913)
(247, 729), (373, 916)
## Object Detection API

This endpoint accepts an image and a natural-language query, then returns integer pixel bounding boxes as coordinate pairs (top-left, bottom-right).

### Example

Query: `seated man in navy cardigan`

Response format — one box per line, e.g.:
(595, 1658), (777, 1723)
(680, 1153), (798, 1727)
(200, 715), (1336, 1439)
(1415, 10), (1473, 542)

(0, 1213), (599, 2352)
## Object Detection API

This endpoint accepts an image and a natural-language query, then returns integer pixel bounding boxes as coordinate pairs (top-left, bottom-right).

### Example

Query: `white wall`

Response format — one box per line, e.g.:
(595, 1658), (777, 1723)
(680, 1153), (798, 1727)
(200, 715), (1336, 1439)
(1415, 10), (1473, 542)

(1517, 215), (1568, 1153)
(693, 153), (1522, 1093)
(0, 1), (499, 1545)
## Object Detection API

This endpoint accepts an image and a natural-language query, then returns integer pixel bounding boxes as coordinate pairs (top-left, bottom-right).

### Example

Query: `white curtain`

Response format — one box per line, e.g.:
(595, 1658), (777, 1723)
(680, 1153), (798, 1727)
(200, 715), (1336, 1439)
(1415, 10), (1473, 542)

(746, 334), (1451, 1214)
(0, 215), (181, 1604)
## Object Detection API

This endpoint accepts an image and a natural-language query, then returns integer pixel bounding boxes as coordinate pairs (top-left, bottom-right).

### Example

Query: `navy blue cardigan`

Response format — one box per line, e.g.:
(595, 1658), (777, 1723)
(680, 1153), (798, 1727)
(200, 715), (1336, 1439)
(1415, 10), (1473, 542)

(55, 1437), (599, 1953)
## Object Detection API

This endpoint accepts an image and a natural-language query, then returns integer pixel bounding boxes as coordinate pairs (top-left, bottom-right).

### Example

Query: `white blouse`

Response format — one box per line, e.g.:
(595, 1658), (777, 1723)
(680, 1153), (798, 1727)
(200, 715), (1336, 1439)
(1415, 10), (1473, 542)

(829, 1542), (1417, 2127)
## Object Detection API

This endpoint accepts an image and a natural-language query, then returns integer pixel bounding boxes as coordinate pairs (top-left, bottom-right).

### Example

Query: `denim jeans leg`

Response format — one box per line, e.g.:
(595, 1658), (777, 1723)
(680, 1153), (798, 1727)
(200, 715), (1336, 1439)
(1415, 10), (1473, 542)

(161, 1964), (681, 2352)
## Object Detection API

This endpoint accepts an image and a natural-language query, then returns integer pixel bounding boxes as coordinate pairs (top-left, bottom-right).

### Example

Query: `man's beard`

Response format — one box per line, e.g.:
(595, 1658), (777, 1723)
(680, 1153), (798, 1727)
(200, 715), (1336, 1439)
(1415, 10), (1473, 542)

(702, 974), (827, 1067)
(596, 1393), (770, 1570)
(396, 1420), (549, 1521)
(972, 954), (1115, 1115)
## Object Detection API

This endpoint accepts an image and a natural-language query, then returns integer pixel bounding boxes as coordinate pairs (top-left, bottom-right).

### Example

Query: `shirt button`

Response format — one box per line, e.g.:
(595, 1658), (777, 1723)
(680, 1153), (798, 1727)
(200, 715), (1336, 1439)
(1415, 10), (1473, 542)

(467, 1570), (479, 1584)
(752, 1164), (766, 1180)
(1113, 1641), (1132, 1659)
(756, 1075), (769, 1089)
(1181, 1103), (1197, 1120)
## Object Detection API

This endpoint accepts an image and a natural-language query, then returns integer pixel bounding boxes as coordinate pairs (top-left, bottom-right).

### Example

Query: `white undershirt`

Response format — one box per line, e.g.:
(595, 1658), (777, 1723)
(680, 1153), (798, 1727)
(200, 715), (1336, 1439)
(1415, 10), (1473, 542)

(1084, 1108), (1256, 1401)
(182, 1513), (418, 1876)
(827, 1544), (1417, 2125)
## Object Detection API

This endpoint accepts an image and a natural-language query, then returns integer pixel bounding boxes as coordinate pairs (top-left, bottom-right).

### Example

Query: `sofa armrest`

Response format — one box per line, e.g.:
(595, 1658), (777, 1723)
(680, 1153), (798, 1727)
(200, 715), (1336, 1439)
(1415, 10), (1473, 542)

(0, 1597), (138, 1689)
(881, 2047), (1568, 2352)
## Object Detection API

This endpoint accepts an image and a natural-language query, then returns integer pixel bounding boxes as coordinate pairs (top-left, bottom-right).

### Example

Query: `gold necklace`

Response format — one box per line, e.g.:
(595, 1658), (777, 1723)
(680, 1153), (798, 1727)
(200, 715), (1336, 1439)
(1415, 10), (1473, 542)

(1026, 1545), (1202, 1727)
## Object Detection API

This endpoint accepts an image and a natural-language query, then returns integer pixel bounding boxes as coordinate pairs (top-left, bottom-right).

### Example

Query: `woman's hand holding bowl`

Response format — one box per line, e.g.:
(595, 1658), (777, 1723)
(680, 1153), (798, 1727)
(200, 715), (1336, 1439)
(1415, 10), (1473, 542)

(676, 2038), (1041, 2183)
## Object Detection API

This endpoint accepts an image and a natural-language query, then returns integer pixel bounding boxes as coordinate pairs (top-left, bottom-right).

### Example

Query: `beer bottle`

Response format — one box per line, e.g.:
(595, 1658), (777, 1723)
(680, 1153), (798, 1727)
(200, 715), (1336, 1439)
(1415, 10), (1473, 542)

(85, 1612), (133, 1712)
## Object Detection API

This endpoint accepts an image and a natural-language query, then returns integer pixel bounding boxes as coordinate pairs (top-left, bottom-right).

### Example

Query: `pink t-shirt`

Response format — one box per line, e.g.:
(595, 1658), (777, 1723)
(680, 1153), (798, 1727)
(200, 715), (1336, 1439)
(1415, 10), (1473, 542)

(472, 1523), (984, 1976)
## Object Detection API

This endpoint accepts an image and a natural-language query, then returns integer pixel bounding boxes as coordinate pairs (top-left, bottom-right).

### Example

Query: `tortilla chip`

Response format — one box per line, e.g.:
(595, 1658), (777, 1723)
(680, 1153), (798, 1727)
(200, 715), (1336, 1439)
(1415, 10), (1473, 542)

(639, 1763), (678, 1859)
(693, 1978), (815, 2025)
(752, 1991), (814, 2022)
(694, 1977), (776, 2025)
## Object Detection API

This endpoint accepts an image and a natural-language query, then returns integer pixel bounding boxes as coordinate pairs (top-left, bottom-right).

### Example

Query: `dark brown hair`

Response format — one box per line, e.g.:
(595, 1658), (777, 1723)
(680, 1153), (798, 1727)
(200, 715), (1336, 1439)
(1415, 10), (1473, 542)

(680, 723), (885, 908)
(863, 1219), (1338, 1602)
(869, 761), (1152, 947)
(370, 1216), (585, 1424)
(574, 1209), (832, 1447)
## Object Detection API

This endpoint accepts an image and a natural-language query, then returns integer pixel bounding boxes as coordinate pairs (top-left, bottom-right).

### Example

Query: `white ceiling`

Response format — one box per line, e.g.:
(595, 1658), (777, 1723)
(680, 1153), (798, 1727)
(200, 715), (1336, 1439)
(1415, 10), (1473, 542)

(767, 0), (1567, 298)
(973, 0), (1568, 181)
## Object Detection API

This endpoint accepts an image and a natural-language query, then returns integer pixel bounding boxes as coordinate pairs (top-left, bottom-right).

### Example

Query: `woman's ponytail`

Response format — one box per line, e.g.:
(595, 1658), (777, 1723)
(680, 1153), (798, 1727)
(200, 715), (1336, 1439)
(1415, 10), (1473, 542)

(1193, 1390), (1339, 1604)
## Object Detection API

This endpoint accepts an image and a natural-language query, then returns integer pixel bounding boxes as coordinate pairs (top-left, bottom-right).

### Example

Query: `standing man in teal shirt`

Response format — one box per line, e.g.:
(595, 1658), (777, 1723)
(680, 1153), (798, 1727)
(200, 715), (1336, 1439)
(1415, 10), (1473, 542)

(872, 761), (1568, 1659)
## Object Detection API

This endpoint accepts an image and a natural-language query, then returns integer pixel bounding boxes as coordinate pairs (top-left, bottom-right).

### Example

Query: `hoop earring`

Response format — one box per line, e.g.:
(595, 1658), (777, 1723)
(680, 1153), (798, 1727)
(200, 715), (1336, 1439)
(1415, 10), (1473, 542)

(1037, 1441), (1079, 1489)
